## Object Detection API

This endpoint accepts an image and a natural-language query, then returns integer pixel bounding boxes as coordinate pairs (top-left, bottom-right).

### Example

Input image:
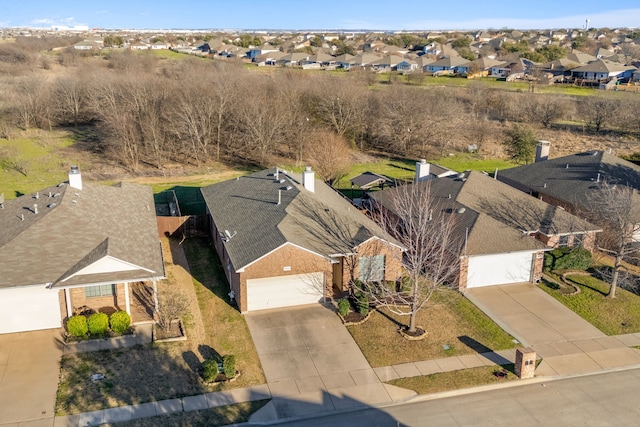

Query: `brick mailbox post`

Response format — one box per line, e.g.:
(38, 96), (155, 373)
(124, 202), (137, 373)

(515, 347), (536, 379)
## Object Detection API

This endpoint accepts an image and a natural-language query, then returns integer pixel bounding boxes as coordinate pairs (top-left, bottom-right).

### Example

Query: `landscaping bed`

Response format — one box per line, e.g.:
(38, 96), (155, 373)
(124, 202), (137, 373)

(347, 290), (517, 367)
(56, 237), (264, 415)
(539, 273), (640, 335)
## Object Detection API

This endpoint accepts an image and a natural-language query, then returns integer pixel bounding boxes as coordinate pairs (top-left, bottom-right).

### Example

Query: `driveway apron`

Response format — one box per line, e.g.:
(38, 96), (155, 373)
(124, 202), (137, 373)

(245, 304), (395, 420)
(465, 283), (640, 376)
(0, 329), (63, 425)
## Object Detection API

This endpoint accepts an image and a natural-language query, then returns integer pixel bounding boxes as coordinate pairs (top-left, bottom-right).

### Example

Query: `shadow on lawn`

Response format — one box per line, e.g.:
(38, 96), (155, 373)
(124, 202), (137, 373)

(172, 237), (236, 308)
(57, 345), (205, 415)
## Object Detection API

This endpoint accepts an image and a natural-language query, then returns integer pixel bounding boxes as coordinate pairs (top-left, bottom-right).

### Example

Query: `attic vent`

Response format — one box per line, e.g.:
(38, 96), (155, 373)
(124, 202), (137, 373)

(457, 172), (466, 179)
(285, 186), (293, 190)
(33, 192), (39, 200)
(47, 203), (57, 208)
(54, 193), (60, 197)
(279, 179), (286, 184)
(457, 207), (466, 214)
(566, 164), (569, 169)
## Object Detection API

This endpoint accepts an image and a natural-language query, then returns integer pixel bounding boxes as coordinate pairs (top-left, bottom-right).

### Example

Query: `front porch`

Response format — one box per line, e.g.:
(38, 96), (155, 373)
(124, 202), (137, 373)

(60, 281), (158, 325)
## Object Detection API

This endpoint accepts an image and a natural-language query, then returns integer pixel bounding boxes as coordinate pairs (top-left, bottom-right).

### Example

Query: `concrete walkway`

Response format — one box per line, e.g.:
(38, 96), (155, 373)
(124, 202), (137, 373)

(465, 283), (640, 376)
(0, 329), (63, 426)
(244, 304), (413, 421)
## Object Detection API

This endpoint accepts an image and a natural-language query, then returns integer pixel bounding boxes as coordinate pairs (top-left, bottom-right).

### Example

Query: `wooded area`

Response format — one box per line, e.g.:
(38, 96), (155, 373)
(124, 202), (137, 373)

(1, 36), (640, 182)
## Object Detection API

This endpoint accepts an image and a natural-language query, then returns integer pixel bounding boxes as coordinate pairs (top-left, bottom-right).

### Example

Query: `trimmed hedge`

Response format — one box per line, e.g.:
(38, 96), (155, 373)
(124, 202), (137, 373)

(544, 247), (592, 272)
(201, 359), (219, 382)
(223, 355), (236, 378)
(109, 311), (131, 334)
(87, 312), (109, 336)
(338, 298), (350, 317)
(67, 315), (88, 338)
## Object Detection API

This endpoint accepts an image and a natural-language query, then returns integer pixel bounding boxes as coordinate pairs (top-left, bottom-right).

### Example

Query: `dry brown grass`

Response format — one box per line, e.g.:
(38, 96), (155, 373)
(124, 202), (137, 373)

(389, 365), (518, 395)
(348, 290), (516, 367)
(105, 400), (270, 427)
(56, 238), (265, 416)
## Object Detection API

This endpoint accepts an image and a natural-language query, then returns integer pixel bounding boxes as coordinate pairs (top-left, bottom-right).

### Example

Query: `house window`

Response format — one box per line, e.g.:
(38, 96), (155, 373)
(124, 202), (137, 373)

(558, 235), (570, 247)
(84, 284), (116, 298)
(573, 234), (583, 247)
(359, 255), (385, 282)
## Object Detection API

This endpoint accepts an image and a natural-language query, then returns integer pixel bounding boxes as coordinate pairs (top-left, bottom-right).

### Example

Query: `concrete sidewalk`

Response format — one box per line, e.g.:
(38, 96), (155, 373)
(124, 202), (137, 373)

(48, 336), (640, 427)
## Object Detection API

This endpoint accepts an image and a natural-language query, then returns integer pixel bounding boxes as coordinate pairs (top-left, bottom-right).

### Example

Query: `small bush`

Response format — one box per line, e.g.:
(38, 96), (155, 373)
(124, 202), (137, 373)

(109, 311), (131, 334)
(87, 312), (109, 336)
(67, 315), (88, 338)
(201, 359), (219, 382)
(338, 298), (351, 317)
(223, 355), (236, 378)
(545, 247), (592, 271)
(357, 294), (369, 316)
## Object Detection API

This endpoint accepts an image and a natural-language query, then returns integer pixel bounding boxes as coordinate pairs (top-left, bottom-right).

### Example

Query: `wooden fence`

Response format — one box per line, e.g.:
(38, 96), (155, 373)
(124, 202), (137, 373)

(156, 215), (210, 238)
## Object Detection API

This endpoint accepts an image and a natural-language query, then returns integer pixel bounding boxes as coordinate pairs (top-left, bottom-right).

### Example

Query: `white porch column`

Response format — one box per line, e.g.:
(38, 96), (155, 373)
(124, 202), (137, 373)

(152, 279), (159, 313)
(65, 288), (72, 318)
(124, 282), (131, 315)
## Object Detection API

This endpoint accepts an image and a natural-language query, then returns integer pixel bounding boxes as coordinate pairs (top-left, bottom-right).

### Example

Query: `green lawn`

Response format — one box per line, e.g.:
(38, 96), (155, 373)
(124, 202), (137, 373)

(539, 274), (640, 335)
(181, 238), (265, 387)
(348, 289), (516, 367)
(0, 130), (76, 199)
(389, 364), (517, 394)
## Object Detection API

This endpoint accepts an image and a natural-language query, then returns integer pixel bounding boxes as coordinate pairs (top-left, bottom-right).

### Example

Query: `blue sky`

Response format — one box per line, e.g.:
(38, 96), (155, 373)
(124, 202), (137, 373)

(1, 1), (639, 30)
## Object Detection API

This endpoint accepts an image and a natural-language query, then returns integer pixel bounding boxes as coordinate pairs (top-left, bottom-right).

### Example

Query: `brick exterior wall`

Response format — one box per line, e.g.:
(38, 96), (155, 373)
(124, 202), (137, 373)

(532, 251), (545, 282)
(238, 244), (333, 312)
(458, 256), (469, 290)
(63, 283), (146, 320)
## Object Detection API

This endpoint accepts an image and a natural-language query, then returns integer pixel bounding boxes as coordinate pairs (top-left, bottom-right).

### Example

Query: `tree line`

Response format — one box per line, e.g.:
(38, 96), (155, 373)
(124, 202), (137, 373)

(1, 48), (639, 180)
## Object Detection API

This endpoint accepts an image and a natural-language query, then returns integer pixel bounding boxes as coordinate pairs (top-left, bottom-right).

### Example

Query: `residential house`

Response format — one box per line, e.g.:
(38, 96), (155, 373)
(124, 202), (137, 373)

(0, 167), (165, 334)
(151, 41), (169, 50)
(396, 59), (419, 72)
(571, 59), (637, 82)
(129, 41), (149, 50)
(426, 56), (470, 74)
(371, 169), (599, 290)
(370, 54), (406, 72)
(566, 50), (597, 64)
(497, 149), (640, 241)
(457, 57), (503, 77)
(73, 40), (101, 50)
(200, 168), (403, 312)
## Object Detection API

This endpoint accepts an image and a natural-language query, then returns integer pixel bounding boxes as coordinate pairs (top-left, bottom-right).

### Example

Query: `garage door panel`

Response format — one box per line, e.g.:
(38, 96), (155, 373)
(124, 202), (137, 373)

(467, 252), (534, 288)
(0, 286), (62, 334)
(247, 273), (324, 311)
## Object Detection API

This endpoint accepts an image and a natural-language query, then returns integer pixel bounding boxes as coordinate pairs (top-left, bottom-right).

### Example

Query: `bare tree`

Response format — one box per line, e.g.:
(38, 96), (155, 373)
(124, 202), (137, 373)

(305, 129), (352, 186)
(585, 181), (640, 298)
(365, 182), (462, 334)
(577, 93), (620, 133)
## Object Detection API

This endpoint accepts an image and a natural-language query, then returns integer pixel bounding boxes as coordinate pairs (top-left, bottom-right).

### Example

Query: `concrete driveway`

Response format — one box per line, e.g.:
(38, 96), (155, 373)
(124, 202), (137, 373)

(0, 329), (63, 425)
(465, 283), (605, 347)
(245, 304), (409, 420)
(465, 283), (640, 376)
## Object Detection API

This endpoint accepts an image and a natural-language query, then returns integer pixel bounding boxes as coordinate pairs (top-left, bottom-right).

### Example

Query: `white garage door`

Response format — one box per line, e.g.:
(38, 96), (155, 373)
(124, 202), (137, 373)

(0, 286), (62, 334)
(467, 252), (534, 288)
(246, 273), (324, 311)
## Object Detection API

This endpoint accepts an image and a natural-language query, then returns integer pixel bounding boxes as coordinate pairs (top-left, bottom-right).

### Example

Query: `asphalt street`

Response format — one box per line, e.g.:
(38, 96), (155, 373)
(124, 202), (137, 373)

(273, 367), (640, 426)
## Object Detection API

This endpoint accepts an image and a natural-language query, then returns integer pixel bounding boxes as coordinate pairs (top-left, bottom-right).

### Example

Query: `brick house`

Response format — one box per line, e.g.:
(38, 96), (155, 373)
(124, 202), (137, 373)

(0, 167), (165, 334)
(201, 168), (403, 312)
(497, 149), (640, 241)
(370, 168), (599, 290)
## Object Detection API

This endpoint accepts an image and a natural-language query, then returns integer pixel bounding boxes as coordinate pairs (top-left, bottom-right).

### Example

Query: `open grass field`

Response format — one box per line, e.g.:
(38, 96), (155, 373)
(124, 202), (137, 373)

(539, 274), (640, 335)
(347, 289), (516, 367)
(0, 129), (77, 199)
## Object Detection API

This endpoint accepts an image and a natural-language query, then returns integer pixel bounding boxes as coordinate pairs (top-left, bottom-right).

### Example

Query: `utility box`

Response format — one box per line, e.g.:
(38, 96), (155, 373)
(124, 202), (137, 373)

(515, 347), (536, 379)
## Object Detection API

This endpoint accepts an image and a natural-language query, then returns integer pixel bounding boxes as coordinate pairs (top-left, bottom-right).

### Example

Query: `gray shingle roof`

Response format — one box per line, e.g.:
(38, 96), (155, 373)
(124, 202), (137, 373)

(0, 180), (165, 289)
(201, 168), (399, 271)
(497, 150), (640, 219)
(371, 171), (598, 256)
